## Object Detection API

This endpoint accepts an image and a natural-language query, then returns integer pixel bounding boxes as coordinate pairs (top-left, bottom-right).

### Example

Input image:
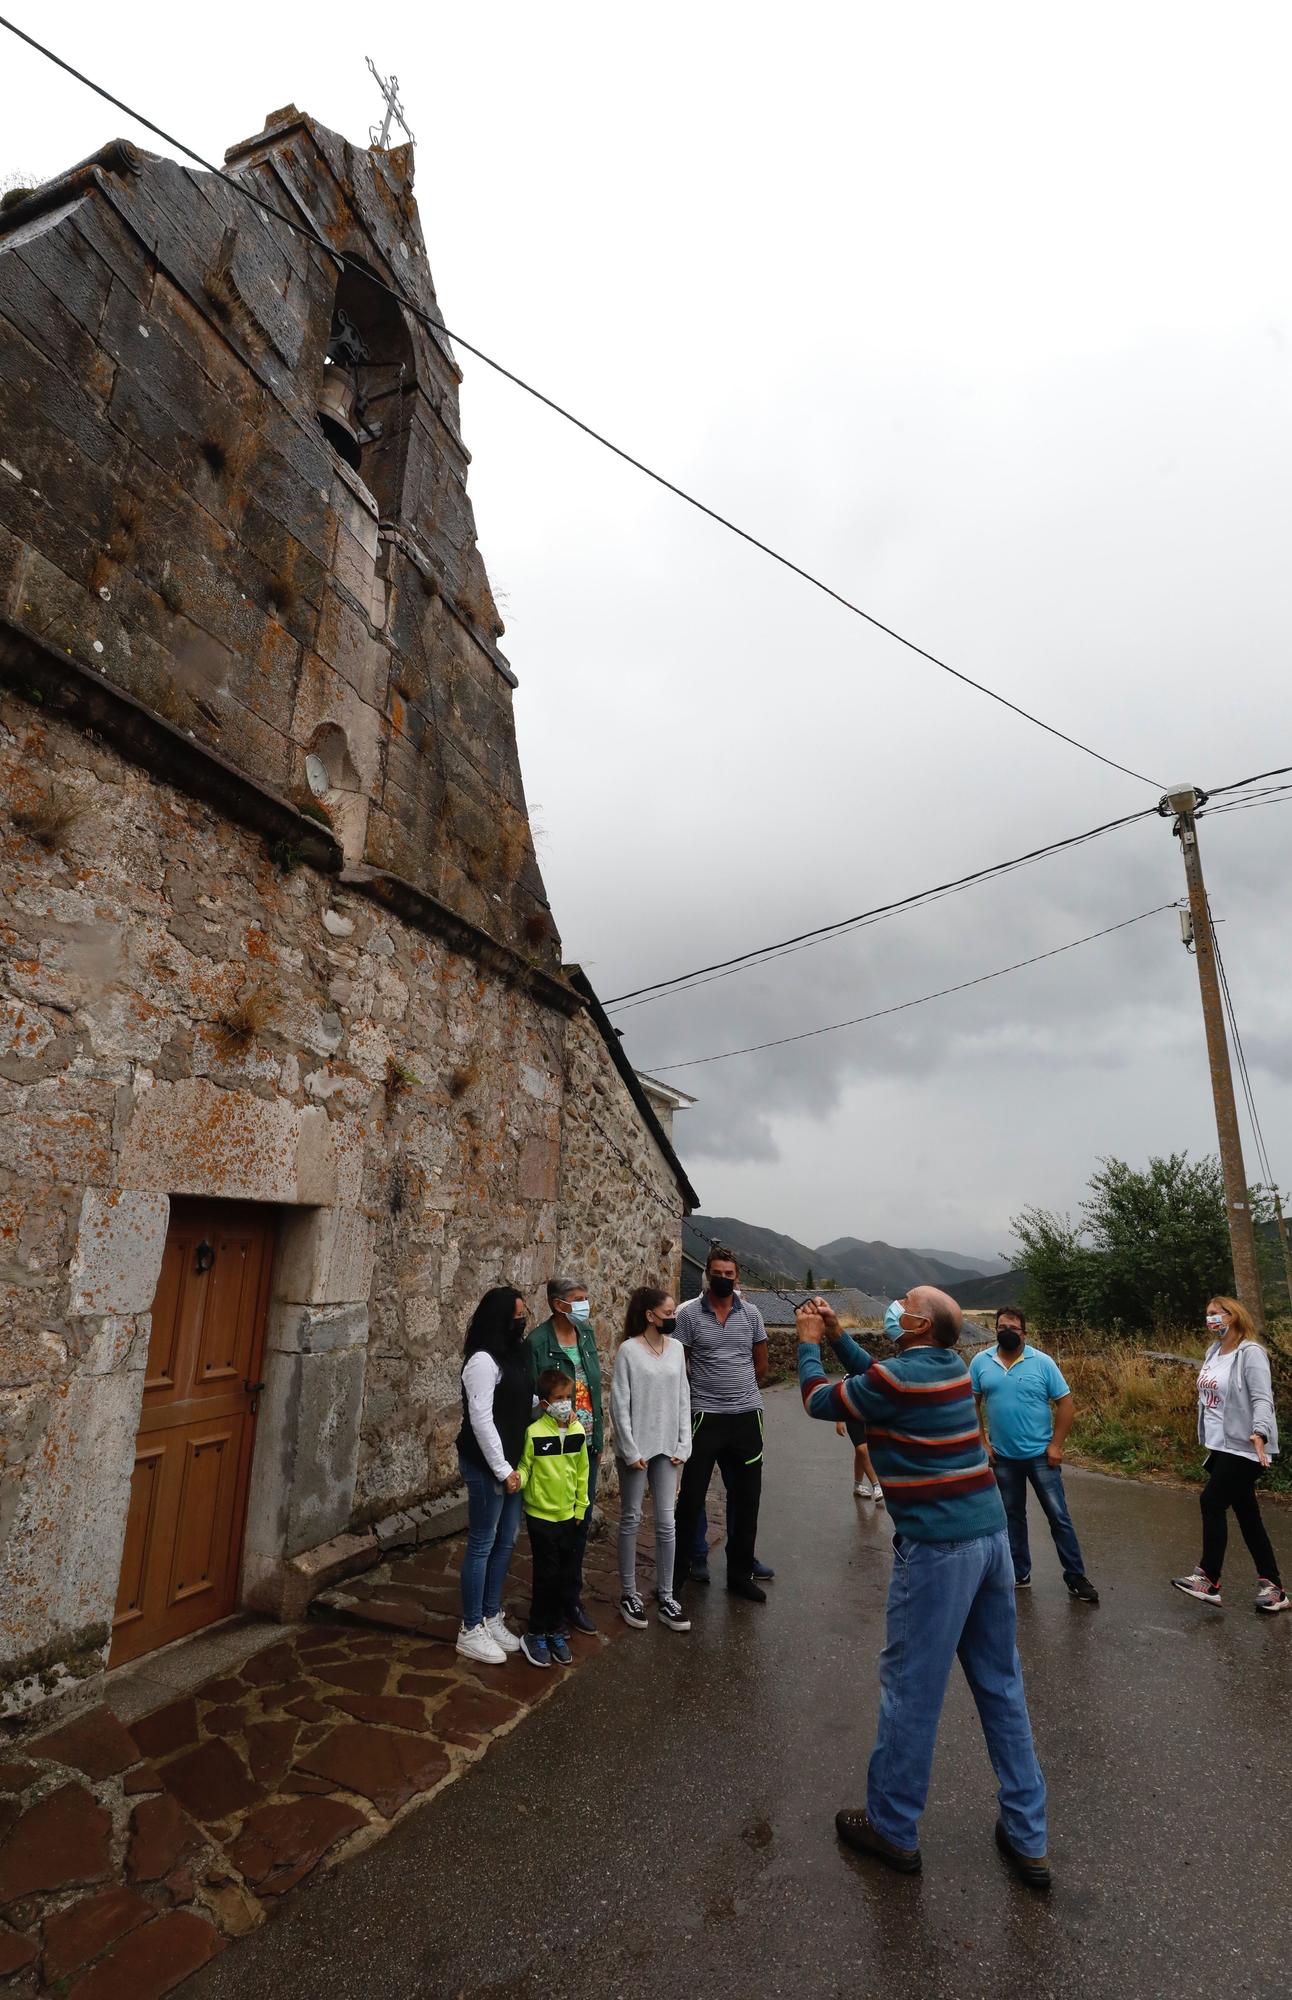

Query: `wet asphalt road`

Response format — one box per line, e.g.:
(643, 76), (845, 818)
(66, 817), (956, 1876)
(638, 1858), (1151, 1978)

(189, 1386), (1292, 2000)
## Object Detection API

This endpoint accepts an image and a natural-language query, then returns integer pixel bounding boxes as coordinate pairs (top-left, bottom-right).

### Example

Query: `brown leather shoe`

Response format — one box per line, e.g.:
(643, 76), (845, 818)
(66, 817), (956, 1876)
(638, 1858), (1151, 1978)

(835, 1808), (922, 1874)
(994, 1818), (1051, 1889)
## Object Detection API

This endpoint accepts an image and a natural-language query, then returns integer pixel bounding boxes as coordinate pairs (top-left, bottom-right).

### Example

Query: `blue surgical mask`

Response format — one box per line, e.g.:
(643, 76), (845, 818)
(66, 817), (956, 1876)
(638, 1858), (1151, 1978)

(884, 1299), (906, 1342)
(568, 1300), (591, 1323)
(547, 1398), (573, 1424)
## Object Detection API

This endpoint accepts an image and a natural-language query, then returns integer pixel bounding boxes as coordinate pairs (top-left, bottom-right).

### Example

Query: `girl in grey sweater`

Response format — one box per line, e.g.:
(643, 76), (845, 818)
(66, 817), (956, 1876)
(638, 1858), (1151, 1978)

(612, 1288), (692, 1633)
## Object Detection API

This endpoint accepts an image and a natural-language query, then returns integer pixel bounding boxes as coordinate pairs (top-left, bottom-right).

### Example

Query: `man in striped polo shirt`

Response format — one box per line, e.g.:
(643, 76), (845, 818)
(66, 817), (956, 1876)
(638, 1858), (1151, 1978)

(797, 1287), (1050, 1887)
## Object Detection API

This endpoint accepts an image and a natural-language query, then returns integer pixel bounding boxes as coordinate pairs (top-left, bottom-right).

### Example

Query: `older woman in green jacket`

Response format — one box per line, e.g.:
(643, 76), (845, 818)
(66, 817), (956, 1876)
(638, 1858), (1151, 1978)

(528, 1276), (604, 1631)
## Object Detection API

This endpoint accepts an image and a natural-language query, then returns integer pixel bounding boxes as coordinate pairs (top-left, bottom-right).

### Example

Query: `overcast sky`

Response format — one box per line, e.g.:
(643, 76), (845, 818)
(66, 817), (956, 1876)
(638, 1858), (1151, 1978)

(6, 3), (1290, 1259)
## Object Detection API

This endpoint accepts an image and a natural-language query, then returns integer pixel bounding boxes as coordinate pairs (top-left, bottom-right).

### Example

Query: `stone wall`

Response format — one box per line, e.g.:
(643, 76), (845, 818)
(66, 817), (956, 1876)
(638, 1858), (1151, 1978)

(0, 698), (569, 1713)
(556, 1007), (686, 1481)
(0, 107), (694, 1721)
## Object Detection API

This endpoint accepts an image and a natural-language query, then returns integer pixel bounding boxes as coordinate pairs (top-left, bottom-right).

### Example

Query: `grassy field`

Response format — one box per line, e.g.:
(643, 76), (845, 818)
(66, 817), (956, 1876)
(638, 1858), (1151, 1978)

(1058, 1342), (1292, 1497)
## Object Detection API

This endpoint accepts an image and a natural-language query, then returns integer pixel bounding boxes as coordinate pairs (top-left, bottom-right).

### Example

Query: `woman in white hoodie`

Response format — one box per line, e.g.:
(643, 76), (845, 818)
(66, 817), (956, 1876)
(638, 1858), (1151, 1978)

(1172, 1295), (1288, 1613)
(612, 1287), (691, 1634)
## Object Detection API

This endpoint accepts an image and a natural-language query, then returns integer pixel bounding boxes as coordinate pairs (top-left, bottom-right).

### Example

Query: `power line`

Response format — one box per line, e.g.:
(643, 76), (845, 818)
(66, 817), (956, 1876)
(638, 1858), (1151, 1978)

(1211, 916), (1277, 1192)
(1207, 763), (1292, 799)
(644, 902), (1176, 1072)
(0, 14), (1161, 792)
(605, 803), (1158, 1009)
(609, 755), (1292, 1010)
(1201, 784), (1292, 821)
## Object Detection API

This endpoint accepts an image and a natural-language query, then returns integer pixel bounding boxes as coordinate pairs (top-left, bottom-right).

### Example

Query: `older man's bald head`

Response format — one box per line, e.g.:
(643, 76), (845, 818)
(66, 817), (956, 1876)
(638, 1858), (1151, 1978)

(907, 1285), (963, 1349)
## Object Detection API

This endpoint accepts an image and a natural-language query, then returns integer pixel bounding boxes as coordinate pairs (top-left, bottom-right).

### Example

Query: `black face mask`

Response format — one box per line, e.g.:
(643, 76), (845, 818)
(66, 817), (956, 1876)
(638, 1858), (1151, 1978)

(997, 1328), (1023, 1354)
(708, 1275), (736, 1300)
(657, 1316), (677, 1336)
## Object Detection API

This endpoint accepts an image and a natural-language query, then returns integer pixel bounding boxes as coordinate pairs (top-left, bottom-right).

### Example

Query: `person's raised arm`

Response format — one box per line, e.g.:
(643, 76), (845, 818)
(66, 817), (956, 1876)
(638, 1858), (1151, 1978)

(796, 1302), (893, 1425)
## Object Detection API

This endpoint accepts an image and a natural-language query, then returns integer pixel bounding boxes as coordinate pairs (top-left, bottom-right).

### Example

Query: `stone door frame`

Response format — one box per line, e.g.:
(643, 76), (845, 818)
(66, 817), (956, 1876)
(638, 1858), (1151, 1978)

(68, 1077), (375, 1674)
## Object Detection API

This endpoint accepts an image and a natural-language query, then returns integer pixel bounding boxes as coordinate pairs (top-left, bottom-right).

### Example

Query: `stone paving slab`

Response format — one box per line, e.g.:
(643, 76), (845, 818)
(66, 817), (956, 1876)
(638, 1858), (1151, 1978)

(0, 1506), (680, 1996)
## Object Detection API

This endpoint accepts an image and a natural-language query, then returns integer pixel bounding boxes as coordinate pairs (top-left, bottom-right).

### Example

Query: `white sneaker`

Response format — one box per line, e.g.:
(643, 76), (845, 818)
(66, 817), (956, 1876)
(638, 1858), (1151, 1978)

(854, 1478), (873, 1498)
(485, 1613), (522, 1654)
(456, 1621), (507, 1665)
(657, 1592), (691, 1633)
(872, 1485), (885, 1506)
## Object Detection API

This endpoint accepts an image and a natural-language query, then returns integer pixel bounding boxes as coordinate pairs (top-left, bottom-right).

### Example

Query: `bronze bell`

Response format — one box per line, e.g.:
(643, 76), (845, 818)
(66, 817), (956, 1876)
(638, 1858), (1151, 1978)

(317, 361), (363, 471)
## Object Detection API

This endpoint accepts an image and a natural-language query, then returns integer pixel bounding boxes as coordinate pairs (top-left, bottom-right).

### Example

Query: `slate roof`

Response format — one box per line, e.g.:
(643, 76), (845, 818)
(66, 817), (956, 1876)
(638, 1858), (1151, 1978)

(738, 1286), (890, 1326)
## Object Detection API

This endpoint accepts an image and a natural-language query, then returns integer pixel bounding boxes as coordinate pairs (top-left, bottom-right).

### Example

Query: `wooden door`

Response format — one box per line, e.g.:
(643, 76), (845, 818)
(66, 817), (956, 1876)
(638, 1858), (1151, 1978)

(110, 1200), (276, 1666)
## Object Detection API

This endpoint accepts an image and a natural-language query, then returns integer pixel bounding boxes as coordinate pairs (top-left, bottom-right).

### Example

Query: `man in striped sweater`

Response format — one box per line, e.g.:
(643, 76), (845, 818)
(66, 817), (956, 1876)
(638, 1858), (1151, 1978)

(797, 1287), (1050, 1887)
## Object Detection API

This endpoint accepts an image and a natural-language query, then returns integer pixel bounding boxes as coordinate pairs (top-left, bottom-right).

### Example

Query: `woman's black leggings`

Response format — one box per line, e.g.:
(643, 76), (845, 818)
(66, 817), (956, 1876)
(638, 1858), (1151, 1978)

(1199, 1450), (1281, 1586)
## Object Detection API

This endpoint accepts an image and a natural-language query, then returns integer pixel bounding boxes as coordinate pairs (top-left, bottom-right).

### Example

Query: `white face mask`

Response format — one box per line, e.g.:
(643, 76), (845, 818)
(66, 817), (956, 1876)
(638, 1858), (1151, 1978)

(547, 1398), (574, 1425)
(1206, 1314), (1227, 1334)
(568, 1300), (591, 1323)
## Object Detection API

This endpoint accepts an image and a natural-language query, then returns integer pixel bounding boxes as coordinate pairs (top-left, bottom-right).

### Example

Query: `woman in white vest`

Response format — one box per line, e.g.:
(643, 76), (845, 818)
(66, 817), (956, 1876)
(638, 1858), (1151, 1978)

(1172, 1294), (1288, 1612)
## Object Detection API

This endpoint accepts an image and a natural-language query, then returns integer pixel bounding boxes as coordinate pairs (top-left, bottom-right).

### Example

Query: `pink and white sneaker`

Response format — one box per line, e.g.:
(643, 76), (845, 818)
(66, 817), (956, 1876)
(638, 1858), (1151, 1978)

(1255, 1579), (1290, 1614)
(1171, 1569), (1222, 1605)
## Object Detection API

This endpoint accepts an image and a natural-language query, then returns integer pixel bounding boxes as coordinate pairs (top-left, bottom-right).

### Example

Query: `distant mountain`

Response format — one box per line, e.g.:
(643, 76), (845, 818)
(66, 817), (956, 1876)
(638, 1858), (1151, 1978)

(909, 1248), (1013, 1278)
(814, 1236), (980, 1295)
(684, 1215), (831, 1288)
(687, 1215), (1020, 1306)
(946, 1269), (1025, 1310)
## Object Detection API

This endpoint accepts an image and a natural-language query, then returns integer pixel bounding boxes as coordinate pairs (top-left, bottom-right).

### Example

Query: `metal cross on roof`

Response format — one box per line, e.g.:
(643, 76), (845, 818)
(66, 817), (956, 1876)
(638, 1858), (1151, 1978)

(366, 56), (416, 149)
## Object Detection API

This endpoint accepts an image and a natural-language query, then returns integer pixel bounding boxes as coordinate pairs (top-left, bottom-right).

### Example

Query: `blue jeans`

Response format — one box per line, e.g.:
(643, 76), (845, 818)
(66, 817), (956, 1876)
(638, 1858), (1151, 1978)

(868, 1529), (1047, 1856)
(993, 1455), (1086, 1583)
(458, 1452), (523, 1628)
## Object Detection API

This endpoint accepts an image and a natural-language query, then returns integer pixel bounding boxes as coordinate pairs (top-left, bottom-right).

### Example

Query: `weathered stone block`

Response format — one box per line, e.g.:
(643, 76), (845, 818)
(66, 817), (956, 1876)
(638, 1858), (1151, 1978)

(267, 1301), (369, 1355)
(118, 1079), (338, 1206)
(243, 1344), (366, 1563)
(67, 1189), (170, 1318)
(518, 1135), (559, 1203)
(275, 1207), (375, 1308)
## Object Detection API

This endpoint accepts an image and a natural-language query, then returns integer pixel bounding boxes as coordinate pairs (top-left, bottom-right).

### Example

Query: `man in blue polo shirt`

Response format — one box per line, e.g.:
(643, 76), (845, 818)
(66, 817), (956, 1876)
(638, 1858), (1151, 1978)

(970, 1308), (1099, 1604)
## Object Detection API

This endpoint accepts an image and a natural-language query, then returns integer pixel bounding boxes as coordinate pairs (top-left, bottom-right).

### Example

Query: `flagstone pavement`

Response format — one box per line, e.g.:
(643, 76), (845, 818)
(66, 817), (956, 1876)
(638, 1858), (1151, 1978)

(0, 1503), (695, 1997)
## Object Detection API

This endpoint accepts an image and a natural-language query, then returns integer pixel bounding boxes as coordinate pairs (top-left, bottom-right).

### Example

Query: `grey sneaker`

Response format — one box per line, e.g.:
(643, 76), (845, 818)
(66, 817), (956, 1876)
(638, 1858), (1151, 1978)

(1171, 1569), (1222, 1605)
(657, 1592), (691, 1632)
(1255, 1579), (1290, 1614)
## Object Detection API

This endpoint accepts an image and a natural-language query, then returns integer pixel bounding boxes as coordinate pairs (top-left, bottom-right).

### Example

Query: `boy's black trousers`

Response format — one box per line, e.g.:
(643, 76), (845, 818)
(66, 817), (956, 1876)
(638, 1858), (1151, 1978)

(526, 1514), (580, 1633)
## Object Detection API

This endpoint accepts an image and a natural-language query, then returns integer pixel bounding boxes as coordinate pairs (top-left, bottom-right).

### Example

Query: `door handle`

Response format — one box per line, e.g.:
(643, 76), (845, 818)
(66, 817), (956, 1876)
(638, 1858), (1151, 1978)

(244, 1378), (267, 1414)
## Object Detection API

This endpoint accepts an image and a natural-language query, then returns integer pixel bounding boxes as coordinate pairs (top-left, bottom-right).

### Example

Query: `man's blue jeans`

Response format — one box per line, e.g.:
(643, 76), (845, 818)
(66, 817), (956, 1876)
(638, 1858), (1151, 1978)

(458, 1452), (523, 1628)
(867, 1528), (1047, 1857)
(993, 1455), (1086, 1583)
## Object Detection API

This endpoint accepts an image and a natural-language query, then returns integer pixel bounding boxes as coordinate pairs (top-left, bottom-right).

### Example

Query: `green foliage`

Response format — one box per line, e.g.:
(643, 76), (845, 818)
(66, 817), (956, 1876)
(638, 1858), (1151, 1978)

(1013, 1152), (1233, 1335)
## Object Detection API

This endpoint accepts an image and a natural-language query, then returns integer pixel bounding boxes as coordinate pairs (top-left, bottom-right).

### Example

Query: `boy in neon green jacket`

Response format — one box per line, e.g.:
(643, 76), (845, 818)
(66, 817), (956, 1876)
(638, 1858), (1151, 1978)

(517, 1368), (590, 1669)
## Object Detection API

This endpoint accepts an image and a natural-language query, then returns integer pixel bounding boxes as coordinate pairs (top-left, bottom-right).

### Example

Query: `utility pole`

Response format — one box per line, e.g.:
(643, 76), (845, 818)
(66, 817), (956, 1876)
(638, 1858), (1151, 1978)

(1162, 786), (1265, 1331)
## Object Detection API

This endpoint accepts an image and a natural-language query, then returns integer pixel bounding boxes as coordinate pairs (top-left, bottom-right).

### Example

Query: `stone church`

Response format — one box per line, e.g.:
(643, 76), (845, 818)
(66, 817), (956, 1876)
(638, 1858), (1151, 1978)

(0, 108), (696, 1719)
